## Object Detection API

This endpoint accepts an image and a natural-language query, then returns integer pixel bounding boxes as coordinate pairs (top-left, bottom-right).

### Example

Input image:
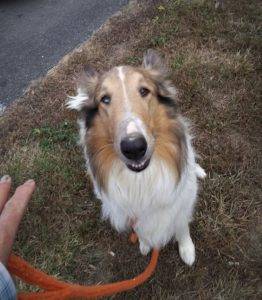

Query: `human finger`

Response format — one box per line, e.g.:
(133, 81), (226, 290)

(0, 179), (35, 264)
(0, 175), (11, 213)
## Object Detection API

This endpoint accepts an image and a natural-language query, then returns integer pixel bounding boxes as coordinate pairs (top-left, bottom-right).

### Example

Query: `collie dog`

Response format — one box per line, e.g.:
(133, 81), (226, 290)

(67, 50), (206, 266)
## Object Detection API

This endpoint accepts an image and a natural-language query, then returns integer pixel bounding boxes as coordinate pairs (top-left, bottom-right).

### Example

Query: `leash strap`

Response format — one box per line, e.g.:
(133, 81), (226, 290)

(8, 237), (159, 299)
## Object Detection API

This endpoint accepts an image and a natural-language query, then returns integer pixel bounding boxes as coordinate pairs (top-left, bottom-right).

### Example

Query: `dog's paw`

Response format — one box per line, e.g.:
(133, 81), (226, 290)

(195, 164), (206, 179)
(179, 238), (195, 266)
(139, 241), (150, 256)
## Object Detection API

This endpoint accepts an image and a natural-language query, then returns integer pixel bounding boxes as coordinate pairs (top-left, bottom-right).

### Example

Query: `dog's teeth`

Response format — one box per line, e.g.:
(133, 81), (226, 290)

(129, 161), (148, 169)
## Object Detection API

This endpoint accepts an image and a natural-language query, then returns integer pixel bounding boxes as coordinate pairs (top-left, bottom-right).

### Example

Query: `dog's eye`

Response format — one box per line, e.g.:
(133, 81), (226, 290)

(139, 87), (150, 97)
(100, 95), (111, 105)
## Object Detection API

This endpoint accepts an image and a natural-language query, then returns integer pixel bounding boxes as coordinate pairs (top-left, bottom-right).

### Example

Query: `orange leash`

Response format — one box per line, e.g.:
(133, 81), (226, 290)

(7, 233), (159, 299)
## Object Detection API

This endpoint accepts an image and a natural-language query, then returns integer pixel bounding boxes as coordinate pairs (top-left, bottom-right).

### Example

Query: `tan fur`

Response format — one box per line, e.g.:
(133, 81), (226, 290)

(87, 120), (116, 190)
(153, 106), (186, 181)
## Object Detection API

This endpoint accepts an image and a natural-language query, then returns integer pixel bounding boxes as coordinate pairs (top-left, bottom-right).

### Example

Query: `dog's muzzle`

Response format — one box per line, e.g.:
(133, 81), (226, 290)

(120, 133), (150, 172)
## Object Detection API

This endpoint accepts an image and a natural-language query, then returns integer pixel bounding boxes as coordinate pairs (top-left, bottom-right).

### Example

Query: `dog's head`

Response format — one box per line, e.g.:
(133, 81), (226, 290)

(68, 50), (186, 186)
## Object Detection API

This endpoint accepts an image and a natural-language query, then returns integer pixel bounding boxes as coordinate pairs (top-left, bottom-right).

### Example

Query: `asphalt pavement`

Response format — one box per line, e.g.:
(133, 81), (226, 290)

(0, 0), (128, 108)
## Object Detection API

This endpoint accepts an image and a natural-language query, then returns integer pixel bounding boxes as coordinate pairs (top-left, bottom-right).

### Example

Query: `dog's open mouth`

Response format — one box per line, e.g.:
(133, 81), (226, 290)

(126, 159), (150, 172)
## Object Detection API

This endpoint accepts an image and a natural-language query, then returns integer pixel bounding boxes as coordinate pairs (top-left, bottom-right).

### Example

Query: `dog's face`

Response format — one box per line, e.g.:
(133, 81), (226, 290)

(91, 65), (160, 172)
(68, 50), (185, 186)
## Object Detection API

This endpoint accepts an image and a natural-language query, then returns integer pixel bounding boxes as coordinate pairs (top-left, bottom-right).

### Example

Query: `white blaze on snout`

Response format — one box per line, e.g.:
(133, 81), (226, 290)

(117, 66), (131, 111)
(126, 121), (138, 134)
(117, 66), (146, 137)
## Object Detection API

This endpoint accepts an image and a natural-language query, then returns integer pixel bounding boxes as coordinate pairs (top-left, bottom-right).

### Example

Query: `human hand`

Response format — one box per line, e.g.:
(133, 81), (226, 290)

(0, 175), (35, 265)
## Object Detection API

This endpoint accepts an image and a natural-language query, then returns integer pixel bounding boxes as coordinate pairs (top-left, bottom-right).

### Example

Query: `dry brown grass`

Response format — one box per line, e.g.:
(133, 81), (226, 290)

(0, 0), (261, 298)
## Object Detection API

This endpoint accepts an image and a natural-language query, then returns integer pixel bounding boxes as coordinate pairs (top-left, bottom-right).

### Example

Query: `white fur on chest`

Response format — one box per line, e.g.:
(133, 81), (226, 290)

(98, 148), (199, 249)
(105, 159), (177, 217)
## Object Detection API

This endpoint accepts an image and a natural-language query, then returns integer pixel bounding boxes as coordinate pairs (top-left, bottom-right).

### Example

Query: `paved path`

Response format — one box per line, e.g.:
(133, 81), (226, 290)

(0, 0), (128, 108)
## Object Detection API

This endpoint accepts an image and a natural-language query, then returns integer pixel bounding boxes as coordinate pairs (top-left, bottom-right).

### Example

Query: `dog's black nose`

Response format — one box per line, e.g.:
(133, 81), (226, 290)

(120, 134), (147, 161)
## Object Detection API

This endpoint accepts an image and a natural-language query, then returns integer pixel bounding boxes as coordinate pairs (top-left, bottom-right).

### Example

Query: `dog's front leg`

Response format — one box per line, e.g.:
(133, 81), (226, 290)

(101, 201), (129, 233)
(134, 209), (173, 256)
(174, 218), (195, 266)
(139, 238), (151, 256)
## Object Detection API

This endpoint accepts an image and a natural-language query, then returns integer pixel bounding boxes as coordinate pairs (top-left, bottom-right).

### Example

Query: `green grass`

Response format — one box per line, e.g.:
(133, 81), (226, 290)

(151, 34), (169, 47)
(31, 121), (77, 150)
(171, 54), (185, 70)
(126, 56), (140, 65)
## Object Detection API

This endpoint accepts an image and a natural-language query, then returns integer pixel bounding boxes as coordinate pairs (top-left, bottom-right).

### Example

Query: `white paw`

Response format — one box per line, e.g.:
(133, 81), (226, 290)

(93, 186), (102, 200)
(139, 241), (150, 256)
(195, 164), (206, 179)
(179, 238), (195, 266)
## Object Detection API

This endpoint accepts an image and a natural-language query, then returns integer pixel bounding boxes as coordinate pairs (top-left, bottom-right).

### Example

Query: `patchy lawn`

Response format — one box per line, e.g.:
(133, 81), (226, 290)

(0, 0), (261, 298)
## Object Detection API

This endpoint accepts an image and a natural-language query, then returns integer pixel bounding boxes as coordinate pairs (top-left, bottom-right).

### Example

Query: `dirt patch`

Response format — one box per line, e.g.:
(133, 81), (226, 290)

(0, 0), (261, 298)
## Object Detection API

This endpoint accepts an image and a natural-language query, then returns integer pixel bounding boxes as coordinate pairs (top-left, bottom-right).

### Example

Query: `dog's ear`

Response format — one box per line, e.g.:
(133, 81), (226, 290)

(142, 49), (168, 79)
(143, 50), (178, 107)
(67, 66), (99, 111)
(157, 80), (178, 110)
